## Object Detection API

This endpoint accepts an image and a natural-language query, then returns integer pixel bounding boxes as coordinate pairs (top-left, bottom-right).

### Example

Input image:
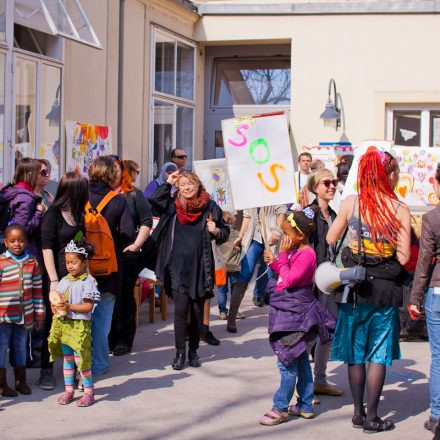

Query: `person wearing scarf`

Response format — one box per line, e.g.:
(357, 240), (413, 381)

(143, 162), (178, 199)
(147, 171), (229, 370)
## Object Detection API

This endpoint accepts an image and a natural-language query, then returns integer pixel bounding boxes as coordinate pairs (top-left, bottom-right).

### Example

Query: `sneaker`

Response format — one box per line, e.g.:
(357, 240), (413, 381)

(219, 312), (227, 320)
(236, 311), (245, 319)
(36, 368), (56, 390)
(288, 405), (314, 419)
(253, 297), (264, 307)
(314, 383), (344, 396)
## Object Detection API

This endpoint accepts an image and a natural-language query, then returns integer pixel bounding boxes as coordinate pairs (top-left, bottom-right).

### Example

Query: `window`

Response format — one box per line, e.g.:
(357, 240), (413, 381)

(213, 58), (291, 107)
(387, 106), (440, 147)
(151, 28), (195, 178)
(0, 0), (6, 42)
(0, 52), (5, 183)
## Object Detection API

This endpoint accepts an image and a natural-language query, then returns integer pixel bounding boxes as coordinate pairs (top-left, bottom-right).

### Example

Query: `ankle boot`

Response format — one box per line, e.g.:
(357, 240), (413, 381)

(188, 350), (201, 368)
(14, 366), (31, 395)
(201, 325), (220, 346)
(172, 351), (186, 370)
(227, 282), (248, 333)
(0, 368), (18, 397)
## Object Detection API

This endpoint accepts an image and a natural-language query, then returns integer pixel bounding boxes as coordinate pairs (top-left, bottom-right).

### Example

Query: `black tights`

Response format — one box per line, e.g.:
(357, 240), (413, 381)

(348, 362), (386, 421)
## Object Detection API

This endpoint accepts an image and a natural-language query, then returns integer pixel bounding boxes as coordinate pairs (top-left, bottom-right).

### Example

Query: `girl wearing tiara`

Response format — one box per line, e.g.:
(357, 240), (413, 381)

(48, 235), (100, 407)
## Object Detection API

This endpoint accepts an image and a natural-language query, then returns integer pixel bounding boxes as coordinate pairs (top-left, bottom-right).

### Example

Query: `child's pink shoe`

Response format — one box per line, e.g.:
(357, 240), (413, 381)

(77, 393), (95, 407)
(57, 391), (74, 405)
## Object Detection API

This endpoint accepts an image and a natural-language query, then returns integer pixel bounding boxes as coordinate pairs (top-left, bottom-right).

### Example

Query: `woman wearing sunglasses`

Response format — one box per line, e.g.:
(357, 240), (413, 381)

(306, 169), (344, 398)
(34, 159), (54, 212)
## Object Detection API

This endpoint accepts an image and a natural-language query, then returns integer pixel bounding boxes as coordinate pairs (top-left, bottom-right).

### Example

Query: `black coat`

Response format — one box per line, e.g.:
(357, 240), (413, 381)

(308, 199), (337, 266)
(143, 183), (229, 297)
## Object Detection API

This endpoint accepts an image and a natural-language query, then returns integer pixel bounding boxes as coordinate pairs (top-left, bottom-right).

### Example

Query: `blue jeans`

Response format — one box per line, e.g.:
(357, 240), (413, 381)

(425, 288), (440, 418)
(218, 272), (239, 314)
(253, 257), (270, 301)
(91, 292), (116, 376)
(0, 323), (27, 368)
(273, 351), (314, 413)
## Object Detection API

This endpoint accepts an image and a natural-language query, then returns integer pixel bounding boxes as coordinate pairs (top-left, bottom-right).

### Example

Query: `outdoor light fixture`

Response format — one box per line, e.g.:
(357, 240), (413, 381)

(320, 78), (341, 128)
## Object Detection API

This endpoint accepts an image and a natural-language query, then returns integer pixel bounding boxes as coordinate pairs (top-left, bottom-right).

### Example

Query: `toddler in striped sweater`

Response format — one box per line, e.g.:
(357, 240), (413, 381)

(0, 223), (44, 397)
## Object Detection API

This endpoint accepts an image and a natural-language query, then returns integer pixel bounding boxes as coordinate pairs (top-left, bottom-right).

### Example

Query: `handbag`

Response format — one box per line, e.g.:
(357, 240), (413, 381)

(209, 213), (227, 286)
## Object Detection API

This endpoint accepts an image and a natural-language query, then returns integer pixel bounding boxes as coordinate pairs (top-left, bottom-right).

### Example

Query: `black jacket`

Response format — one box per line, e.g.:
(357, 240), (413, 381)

(143, 183), (229, 297)
(308, 199), (337, 266)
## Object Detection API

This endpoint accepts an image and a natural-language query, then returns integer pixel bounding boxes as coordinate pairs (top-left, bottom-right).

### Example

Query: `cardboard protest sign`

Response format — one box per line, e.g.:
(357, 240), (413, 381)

(393, 146), (440, 207)
(341, 140), (393, 200)
(221, 113), (295, 210)
(301, 144), (354, 175)
(193, 158), (235, 212)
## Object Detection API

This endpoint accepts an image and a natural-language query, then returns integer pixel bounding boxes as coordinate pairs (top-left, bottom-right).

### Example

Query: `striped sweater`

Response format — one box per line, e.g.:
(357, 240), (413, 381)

(0, 253), (44, 330)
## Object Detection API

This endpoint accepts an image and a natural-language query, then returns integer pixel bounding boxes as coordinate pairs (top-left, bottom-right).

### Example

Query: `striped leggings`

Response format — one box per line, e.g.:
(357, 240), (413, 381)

(61, 343), (93, 394)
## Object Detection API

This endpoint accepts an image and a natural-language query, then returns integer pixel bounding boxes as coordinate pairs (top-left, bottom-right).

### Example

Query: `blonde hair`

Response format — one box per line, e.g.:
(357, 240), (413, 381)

(177, 171), (205, 194)
(307, 168), (334, 195)
(88, 156), (116, 185)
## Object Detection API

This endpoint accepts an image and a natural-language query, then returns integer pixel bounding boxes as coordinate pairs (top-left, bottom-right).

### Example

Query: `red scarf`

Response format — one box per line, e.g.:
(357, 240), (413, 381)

(175, 190), (210, 225)
(16, 182), (34, 193)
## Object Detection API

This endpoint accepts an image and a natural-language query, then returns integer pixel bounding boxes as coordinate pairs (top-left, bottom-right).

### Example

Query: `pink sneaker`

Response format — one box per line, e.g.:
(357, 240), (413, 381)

(76, 393), (95, 407)
(57, 392), (74, 405)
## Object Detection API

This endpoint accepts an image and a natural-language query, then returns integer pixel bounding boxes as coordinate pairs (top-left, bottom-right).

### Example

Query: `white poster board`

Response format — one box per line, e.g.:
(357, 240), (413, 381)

(221, 113), (295, 210)
(393, 146), (440, 207)
(301, 144), (354, 175)
(193, 158), (235, 212)
(341, 140), (394, 200)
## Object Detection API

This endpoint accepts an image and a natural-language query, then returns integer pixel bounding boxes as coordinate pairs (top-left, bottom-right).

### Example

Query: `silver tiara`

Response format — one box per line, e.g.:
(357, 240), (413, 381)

(65, 240), (88, 257)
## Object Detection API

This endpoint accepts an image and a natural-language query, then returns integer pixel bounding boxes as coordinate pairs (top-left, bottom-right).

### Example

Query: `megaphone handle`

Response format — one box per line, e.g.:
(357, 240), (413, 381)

(341, 284), (351, 304)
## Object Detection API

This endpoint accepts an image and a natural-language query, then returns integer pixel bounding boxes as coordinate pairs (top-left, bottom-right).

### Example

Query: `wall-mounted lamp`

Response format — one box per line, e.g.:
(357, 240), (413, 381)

(320, 78), (341, 128)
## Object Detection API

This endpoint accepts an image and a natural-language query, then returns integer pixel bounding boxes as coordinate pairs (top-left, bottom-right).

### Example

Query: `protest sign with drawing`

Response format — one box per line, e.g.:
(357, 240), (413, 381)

(193, 158), (235, 212)
(221, 113), (295, 210)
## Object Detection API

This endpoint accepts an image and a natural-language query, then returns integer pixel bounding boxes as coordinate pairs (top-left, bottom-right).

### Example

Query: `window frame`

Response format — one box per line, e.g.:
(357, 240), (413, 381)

(386, 104), (440, 148)
(149, 25), (196, 181)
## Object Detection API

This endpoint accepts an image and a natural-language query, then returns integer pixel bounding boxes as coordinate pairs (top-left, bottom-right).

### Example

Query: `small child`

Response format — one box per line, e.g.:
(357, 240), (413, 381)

(0, 224), (44, 397)
(218, 211), (243, 320)
(259, 208), (336, 425)
(48, 237), (100, 407)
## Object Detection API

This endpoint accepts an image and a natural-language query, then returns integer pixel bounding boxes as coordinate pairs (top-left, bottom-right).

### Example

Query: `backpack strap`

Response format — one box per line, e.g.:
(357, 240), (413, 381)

(94, 191), (117, 214)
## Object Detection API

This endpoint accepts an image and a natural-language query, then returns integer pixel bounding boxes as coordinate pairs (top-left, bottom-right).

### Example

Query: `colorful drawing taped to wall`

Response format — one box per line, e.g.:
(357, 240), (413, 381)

(393, 146), (440, 207)
(301, 144), (354, 175)
(221, 113), (295, 210)
(65, 121), (112, 175)
(193, 158), (234, 212)
(341, 140), (394, 200)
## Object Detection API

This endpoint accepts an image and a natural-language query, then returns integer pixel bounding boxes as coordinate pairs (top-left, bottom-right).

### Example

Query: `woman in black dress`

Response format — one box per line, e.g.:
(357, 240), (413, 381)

(148, 171), (228, 370)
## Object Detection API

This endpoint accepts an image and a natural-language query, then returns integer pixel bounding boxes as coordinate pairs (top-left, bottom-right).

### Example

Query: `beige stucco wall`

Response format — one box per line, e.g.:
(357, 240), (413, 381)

(195, 14), (440, 151)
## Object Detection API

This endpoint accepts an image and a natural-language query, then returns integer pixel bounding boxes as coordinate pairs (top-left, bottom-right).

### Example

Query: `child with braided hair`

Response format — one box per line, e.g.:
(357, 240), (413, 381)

(327, 148), (411, 433)
(259, 208), (336, 426)
(48, 235), (100, 407)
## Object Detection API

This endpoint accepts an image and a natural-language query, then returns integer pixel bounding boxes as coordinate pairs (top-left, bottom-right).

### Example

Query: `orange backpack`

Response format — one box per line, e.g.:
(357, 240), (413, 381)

(85, 191), (118, 276)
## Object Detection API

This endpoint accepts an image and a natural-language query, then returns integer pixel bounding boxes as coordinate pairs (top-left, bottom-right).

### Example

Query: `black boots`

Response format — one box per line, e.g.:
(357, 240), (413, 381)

(227, 282), (248, 333)
(0, 368), (17, 397)
(188, 351), (201, 368)
(172, 351), (186, 370)
(14, 366), (31, 395)
(201, 325), (220, 346)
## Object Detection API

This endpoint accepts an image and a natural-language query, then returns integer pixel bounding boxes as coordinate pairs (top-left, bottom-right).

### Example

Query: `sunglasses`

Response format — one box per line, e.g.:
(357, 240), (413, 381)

(320, 179), (338, 188)
(40, 169), (50, 177)
(175, 155), (187, 159)
(135, 170), (140, 175)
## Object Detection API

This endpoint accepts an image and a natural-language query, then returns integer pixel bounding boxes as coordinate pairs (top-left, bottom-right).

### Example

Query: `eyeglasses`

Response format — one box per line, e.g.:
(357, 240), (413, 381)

(175, 155), (187, 159)
(135, 170), (140, 175)
(40, 169), (50, 177)
(320, 179), (338, 188)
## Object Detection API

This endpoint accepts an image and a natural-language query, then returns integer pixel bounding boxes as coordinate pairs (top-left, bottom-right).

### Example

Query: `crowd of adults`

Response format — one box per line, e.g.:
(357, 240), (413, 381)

(0, 146), (439, 437)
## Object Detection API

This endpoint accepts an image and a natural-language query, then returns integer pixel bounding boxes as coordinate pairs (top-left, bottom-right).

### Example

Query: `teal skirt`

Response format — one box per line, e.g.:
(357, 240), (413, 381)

(331, 303), (401, 366)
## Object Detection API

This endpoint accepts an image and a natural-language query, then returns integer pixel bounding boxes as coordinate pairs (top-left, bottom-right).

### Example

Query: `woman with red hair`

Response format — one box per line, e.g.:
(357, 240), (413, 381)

(327, 149), (411, 433)
(108, 156), (153, 355)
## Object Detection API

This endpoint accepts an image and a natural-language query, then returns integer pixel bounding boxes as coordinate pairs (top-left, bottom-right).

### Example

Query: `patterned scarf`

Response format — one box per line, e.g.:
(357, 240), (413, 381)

(175, 190), (210, 225)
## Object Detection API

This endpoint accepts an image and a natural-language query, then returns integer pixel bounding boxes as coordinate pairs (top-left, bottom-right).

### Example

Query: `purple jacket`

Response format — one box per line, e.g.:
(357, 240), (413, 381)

(2, 185), (43, 257)
(267, 278), (337, 366)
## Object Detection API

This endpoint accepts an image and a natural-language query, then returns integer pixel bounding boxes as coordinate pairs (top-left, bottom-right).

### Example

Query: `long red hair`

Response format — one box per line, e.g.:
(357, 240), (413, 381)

(357, 148), (400, 254)
(115, 159), (134, 193)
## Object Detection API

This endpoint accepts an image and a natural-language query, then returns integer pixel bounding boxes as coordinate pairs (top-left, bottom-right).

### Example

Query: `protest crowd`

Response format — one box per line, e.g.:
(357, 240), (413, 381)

(0, 145), (439, 437)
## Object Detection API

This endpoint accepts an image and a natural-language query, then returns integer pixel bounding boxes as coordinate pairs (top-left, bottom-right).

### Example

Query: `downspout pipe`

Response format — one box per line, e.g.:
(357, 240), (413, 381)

(117, 0), (125, 158)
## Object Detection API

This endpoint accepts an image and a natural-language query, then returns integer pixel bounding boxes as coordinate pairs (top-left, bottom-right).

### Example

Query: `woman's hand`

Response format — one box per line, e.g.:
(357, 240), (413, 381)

(280, 235), (294, 253)
(123, 243), (140, 253)
(166, 171), (180, 186)
(233, 236), (242, 251)
(50, 280), (59, 292)
(207, 219), (219, 237)
(264, 249), (276, 265)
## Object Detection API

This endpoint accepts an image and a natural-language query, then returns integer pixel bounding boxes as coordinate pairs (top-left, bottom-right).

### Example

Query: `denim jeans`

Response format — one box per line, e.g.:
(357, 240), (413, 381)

(91, 292), (116, 376)
(218, 272), (239, 314)
(425, 288), (440, 418)
(253, 257), (270, 301)
(273, 351), (314, 413)
(0, 323), (27, 368)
